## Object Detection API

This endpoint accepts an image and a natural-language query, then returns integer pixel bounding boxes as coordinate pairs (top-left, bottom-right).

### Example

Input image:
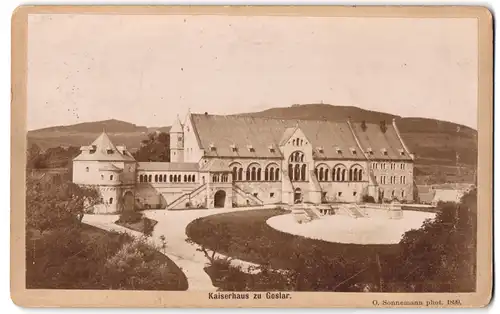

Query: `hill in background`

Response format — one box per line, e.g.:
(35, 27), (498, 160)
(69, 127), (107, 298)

(28, 104), (477, 184)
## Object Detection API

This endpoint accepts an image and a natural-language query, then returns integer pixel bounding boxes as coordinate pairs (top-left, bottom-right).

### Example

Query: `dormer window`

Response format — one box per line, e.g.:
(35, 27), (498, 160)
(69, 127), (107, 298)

(230, 144), (238, 152)
(209, 143), (216, 151)
(366, 147), (374, 155)
(399, 149), (406, 156)
(268, 145), (275, 153)
(350, 147), (357, 155)
(317, 146), (324, 153)
(89, 145), (96, 154)
(247, 145), (255, 152)
(335, 147), (342, 154)
(381, 148), (388, 156)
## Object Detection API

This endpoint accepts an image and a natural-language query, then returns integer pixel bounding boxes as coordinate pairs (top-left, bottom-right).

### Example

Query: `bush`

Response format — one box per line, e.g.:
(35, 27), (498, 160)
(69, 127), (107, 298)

(362, 195), (376, 203)
(185, 202), (192, 209)
(117, 211), (143, 224)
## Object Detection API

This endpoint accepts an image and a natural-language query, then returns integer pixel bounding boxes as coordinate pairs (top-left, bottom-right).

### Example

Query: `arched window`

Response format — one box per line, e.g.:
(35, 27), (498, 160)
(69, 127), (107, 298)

(265, 164), (279, 181)
(233, 167), (238, 181)
(148, 175), (152, 182)
(349, 169), (353, 181)
(292, 139), (296, 146)
(275, 168), (280, 181)
(319, 168), (324, 181)
(246, 170), (250, 181)
(349, 165), (363, 182)
(288, 164), (293, 181)
(269, 167), (274, 181)
(301, 164), (306, 181)
(265, 168), (269, 181)
(110, 175), (114, 180)
(169, 174), (173, 182)
(294, 164), (300, 181)
(154, 174), (158, 182)
(176, 175), (180, 182)
(238, 168), (243, 181)
(173, 175), (177, 183)
(333, 164), (347, 182)
(159, 175), (163, 182)
(184, 174), (187, 182)
(109, 197), (113, 204)
(315, 164), (330, 181)
(191, 175), (195, 182)
(332, 168), (336, 181)
(139, 174), (143, 182)
(247, 163), (261, 181)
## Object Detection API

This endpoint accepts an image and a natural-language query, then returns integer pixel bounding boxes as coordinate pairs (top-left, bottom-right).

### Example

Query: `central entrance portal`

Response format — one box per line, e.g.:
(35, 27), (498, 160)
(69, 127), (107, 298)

(214, 190), (226, 208)
(294, 188), (302, 204)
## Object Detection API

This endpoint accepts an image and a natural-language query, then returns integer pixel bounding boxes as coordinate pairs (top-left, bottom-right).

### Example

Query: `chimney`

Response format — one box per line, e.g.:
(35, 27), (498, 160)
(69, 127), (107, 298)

(379, 120), (387, 133)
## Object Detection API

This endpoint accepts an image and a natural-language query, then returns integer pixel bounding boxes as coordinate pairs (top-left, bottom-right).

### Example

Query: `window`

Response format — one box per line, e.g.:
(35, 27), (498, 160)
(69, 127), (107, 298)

(110, 175), (114, 180)
(184, 174), (188, 182)
(170, 174), (173, 182)
(155, 175), (158, 182)
(85, 167), (89, 172)
(247, 163), (262, 181)
(159, 175), (163, 182)
(315, 164), (330, 182)
(101, 174), (104, 180)
(164, 174), (167, 182)
(401, 190), (405, 198)
(253, 192), (258, 197)
(270, 192), (275, 198)
(338, 192), (342, 197)
(148, 175), (152, 182)
(353, 191), (357, 196)
(109, 197), (113, 204)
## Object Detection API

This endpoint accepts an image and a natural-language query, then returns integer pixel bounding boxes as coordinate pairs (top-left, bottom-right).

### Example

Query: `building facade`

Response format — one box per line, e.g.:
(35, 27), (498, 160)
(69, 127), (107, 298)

(73, 113), (415, 214)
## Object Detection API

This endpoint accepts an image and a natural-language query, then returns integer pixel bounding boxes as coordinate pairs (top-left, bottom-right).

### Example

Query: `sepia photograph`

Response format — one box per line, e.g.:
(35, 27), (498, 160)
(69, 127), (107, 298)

(11, 5), (492, 308)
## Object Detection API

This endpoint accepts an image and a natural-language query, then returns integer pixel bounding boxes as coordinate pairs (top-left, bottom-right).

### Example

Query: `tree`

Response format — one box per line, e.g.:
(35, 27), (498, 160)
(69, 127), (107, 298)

(26, 174), (101, 234)
(133, 132), (170, 162)
(382, 188), (477, 292)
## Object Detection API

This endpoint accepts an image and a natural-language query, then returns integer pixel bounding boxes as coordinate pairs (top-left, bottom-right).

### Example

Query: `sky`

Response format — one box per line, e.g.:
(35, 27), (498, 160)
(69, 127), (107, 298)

(27, 14), (478, 130)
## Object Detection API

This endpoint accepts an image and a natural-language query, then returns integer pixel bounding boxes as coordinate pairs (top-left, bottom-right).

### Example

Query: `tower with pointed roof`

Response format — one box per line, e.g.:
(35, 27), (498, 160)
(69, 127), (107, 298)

(170, 115), (185, 163)
(72, 131), (137, 214)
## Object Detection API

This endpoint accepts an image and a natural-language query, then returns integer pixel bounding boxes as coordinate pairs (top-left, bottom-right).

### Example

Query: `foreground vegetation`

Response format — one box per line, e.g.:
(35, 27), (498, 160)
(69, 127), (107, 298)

(26, 173), (188, 290)
(187, 189), (477, 292)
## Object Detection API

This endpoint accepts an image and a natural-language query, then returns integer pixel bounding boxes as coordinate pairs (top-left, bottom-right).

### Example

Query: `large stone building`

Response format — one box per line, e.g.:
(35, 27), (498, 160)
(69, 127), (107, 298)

(72, 112), (415, 213)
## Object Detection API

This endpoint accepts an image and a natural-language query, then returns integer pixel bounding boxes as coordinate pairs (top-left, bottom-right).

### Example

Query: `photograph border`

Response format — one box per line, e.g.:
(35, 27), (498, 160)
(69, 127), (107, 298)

(11, 5), (493, 308)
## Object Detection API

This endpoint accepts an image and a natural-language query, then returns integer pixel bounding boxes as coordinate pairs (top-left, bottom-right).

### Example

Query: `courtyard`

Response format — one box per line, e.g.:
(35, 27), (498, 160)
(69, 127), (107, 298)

(267, 208), (436, 245)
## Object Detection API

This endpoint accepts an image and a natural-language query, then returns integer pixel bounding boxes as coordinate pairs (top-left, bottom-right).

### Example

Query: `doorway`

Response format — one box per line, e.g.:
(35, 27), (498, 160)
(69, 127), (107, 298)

(294, 188), (302, 204)
(123, 191), (135, 212)
(214, 190), (226, 208)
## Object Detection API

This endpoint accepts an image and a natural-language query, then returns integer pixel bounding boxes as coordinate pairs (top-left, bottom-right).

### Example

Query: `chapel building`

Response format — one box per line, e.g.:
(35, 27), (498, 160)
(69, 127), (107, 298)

(72, 112), (415, 214)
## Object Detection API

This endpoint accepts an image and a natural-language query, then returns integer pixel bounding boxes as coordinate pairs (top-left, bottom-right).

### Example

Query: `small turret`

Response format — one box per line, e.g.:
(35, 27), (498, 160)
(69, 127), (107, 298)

(170, 115), (184, 162)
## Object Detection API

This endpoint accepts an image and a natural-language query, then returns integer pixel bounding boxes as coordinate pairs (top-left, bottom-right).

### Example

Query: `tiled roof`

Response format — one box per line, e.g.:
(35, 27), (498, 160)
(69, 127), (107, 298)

(190, 114), (412, 160)
(349, 123), (413, 161)
(73, 132), (135, 162)
(137, 162), (199, 172)
(199, 159), (231, 172)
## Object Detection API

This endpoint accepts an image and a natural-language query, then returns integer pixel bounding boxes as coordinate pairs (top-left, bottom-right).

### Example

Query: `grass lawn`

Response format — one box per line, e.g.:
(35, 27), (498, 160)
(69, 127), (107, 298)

(26, 223), (188, 290)
(186, 208), (398, 271)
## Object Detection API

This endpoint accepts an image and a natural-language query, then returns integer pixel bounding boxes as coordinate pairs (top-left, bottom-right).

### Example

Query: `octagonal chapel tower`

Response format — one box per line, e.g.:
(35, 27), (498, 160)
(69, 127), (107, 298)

(72, 131), (137, 214)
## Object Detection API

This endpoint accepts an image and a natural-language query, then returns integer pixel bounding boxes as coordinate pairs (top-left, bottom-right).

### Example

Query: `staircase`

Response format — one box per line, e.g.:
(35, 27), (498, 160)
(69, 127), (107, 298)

(166, 184), (207, 210)
(342, 204), (366, 218)
(303, 207), (320, 220)
(232, 185), (264, 206)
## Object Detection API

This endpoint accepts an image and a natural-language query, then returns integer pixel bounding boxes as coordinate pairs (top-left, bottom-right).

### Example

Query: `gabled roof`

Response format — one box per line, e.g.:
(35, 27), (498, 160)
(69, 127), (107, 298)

(73, 132), (135, 162)
(190, 114), (409, 160)
(349, 123), (413, 161)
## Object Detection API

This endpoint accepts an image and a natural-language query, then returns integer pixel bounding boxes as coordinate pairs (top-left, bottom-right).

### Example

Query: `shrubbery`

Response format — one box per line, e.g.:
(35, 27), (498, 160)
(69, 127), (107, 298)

(361, 195), (376, 203)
